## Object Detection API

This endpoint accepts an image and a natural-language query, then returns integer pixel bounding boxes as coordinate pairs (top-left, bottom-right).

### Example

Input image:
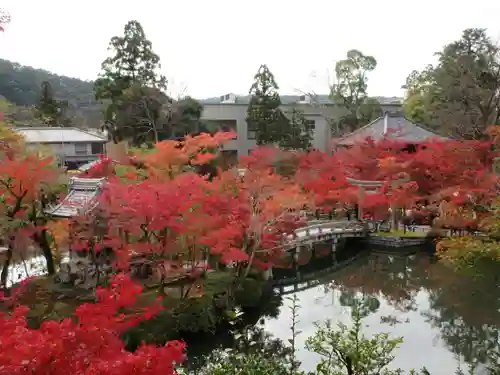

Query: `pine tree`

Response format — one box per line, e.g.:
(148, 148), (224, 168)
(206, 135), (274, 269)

(246, 65), (288, 145)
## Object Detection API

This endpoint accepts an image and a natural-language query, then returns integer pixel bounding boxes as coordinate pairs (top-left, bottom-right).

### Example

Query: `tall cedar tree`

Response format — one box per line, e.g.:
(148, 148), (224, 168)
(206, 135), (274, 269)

(34, 81), (70, 126)
(94, 20), (167, 145)
(246, 65), (289, 146)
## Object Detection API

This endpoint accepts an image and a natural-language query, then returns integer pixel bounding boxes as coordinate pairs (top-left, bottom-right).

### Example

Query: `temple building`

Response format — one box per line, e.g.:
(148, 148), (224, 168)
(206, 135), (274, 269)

(336, 111), (448, 147)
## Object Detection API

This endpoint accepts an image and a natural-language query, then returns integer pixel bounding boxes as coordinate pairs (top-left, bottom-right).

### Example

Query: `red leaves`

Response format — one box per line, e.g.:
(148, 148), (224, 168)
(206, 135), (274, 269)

(190, 152), (217, 166)
(79, 156), (116, 179)
(0, 274), (185, 375)
(220, 247), (249, 264)
(303, 136), (500, 213)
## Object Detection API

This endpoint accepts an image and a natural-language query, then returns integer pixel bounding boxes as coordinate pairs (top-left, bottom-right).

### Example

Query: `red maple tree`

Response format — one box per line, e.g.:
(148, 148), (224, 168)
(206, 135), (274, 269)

(204, 147), (311, 275)
(0, 274), (185, 374)
(0, 152), (62, 284)
(329, 135), (499, 214)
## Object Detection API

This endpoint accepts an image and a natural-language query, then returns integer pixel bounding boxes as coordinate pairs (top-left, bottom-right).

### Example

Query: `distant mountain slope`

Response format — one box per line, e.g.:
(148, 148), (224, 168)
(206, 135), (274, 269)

(0, 59), (103, 127)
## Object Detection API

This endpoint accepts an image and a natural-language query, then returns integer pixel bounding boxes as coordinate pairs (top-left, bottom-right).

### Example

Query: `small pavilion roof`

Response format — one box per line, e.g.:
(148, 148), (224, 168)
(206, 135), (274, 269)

(45, 177), (106, 218)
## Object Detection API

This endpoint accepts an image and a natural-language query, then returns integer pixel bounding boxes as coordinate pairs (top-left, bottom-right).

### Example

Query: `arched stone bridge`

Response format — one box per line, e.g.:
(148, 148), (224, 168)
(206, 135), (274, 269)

(282, 220), (374, 251)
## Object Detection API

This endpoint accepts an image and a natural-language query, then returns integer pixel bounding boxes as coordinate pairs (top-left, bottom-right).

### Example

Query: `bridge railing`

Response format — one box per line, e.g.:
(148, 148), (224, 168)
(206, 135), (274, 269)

(295, 220), (364, 236)
(281, 220), (366, 249)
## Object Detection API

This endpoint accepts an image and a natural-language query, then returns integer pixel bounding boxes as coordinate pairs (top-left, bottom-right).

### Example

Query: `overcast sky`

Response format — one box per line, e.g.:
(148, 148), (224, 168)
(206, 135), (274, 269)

(1, 0), (500, 99)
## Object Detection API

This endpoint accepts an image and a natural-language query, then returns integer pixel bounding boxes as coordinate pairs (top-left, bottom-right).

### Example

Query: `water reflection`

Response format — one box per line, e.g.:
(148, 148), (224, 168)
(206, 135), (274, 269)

(264, 252), (500, 374)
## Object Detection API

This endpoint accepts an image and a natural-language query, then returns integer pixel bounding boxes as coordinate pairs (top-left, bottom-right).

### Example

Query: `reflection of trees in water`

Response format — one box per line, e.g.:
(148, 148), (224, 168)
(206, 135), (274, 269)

(422, 261), (500, 372)
(327, 253), (433, 313)
(232, 323), (293, 359)
(187, 253), (500, 373)
(186, 321), (292, 374)
(184, 290), (286, 372)
(326, 252), (500, 371)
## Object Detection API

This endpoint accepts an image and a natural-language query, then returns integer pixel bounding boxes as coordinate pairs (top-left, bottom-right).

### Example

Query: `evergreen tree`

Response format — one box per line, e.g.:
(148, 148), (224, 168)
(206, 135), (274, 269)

(280, 108), (313, 151)
(246, 65), (288, 145)
(403, 28), (500, 139)
(94, 20), (167, 144)
(35, 81), (69, 126)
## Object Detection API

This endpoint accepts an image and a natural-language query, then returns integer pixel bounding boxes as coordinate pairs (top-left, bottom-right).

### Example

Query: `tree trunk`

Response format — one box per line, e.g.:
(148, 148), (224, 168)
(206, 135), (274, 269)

(1, 247), (12, 287)
(33, 230), (56, 275)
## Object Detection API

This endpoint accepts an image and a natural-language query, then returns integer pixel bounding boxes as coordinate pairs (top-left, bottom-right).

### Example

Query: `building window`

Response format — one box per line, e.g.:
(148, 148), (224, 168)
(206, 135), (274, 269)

(75, 143), (88, 156)
(205, 120), (237, 136)
(91, 142), (104, 154)
(247, 130), (257, 140)
(305, 119), (316, 130)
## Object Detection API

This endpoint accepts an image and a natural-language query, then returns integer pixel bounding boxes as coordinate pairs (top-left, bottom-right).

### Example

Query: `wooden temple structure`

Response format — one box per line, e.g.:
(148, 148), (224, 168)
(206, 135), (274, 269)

(45, 177), (107, 218)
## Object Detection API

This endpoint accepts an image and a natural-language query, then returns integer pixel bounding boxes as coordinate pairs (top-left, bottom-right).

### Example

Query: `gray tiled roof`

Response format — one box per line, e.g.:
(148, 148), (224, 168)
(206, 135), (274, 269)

(45, 177), (106, 218)
(199, 94), (403, 106)
(15, 127), (107, 143)
(337, 112), (447, 145)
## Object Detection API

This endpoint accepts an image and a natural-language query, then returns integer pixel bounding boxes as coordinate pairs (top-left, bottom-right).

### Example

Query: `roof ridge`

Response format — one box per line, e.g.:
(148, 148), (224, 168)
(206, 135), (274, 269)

(337, 112), (449, 145)
(398, 115), (442, 136)
(336, 115), (385, 142)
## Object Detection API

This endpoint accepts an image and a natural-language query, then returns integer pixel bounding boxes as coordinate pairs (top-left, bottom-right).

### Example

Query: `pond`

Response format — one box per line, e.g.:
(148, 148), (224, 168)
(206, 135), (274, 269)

(263, 251), (500, 374)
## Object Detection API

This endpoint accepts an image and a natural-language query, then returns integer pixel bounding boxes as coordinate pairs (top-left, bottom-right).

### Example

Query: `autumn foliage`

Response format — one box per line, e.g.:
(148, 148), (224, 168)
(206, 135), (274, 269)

(93, 144), (310, 277)
(300, 132), (500, 222)
(2, 118), (500, 373)
(0, 274), (185, 374)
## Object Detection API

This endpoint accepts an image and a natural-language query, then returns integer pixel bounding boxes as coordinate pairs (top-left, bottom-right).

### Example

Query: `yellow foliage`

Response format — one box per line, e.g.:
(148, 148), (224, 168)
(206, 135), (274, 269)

(437, 236), (500, 269)
(478, 198), (500, 236)
(0, 120), (24, 153)
(485, 125), (500, 138)
(47, 219), (70, 250)
(437, 198), (500, 269)
(378, 156), (397, 169)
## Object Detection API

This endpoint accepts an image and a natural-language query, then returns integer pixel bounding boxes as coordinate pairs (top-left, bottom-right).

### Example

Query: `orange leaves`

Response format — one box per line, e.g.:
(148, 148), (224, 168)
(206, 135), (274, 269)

(378, 156), (398, 169)
(145, 141), (188, 175)
(46, 219), (70, 249)
(485, 125), (500, 139)
(143, 131), (234, 180)
(182, 131), (236, 155)
(0, 153), (58, 202)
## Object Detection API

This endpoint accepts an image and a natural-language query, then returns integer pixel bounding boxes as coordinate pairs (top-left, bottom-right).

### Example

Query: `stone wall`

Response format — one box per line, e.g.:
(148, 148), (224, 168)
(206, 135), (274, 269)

(366, 235), (427, 248)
